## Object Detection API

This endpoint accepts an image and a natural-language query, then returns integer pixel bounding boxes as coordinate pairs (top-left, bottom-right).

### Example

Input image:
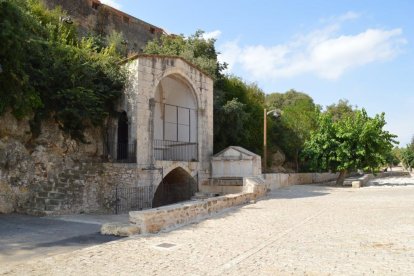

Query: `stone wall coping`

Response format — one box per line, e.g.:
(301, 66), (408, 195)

(130, 192), (252, 216)
(127, 177), (267, 234)
(121, 54), (213, 80)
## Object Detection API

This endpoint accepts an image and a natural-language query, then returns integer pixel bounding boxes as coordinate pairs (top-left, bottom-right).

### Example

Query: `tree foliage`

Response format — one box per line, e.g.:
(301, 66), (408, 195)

(325, 99), (356, 122)
(400, 138), (414, 170)
(302, 109), (397, 182)
(144, 30), (225, 79)
(214, 76), (265, 153)
(266, 89), (314, 110)
(0, 0), (125, 139)
(265, 90), (320, 171)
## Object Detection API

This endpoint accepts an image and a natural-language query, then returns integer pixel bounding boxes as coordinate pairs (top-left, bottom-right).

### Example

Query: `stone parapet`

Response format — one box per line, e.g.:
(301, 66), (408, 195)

(127, 177), (267, 234)
(263, 173), (339, 191)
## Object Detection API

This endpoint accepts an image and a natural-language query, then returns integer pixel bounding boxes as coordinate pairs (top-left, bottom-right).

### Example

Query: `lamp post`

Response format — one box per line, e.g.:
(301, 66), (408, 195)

(263, 109), (280, 173)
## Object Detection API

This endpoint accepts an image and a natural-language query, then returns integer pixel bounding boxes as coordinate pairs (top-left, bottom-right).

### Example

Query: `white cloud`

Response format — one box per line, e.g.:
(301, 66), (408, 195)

(338, 11), (361, 21)
(202, 30), (222, 40)
(100, 0), (122, 10)
(219, 13), (406, 80)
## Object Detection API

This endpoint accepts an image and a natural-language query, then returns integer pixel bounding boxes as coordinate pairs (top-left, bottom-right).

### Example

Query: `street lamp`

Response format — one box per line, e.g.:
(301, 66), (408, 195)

(263, 108), (281, 173)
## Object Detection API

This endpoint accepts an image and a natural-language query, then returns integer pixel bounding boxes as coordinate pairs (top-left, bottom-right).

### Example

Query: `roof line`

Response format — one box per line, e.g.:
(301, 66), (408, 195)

(121, 54), (213, 79)
(93, 0), (166, 34)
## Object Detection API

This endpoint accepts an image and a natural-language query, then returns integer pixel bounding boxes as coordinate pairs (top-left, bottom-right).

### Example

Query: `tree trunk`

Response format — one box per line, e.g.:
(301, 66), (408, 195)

(336, 170), (348, 185)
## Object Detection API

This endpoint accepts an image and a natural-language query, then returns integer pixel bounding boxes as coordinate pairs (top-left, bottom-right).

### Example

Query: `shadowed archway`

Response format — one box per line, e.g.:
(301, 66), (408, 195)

(117, 111), (128, 160)
(152, 167), (197, 208)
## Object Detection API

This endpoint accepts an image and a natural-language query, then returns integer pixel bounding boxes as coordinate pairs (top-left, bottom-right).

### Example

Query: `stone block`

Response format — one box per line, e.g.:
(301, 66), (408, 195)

(101, 223), (140, 237)
(352, 181), (362, 188)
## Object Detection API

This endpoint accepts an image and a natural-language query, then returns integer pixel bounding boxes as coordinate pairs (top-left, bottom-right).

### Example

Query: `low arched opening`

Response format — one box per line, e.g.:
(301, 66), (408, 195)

(152, 167), (197, 207)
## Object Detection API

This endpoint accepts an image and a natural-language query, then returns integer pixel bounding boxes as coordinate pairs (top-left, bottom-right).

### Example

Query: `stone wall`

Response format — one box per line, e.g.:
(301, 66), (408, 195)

(263, 172), (339, 191)
(129, 177), (267, 234)
(0, 111), (148, 215)
(42, 0), (164, 54)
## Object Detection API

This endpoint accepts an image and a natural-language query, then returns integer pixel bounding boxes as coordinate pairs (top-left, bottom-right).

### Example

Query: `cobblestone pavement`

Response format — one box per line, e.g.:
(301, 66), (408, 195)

(1, 177), (414, 275)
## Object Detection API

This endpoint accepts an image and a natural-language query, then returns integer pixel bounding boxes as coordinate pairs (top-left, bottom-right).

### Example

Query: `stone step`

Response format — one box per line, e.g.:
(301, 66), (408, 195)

(101, 223), (140, 237)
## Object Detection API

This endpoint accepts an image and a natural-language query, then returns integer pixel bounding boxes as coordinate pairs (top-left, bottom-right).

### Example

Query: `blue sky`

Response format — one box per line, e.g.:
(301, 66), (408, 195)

(105, 0), (413, 146)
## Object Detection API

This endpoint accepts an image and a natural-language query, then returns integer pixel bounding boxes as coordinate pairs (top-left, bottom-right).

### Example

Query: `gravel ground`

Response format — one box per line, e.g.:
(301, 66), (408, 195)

(1, 176), (414, 275)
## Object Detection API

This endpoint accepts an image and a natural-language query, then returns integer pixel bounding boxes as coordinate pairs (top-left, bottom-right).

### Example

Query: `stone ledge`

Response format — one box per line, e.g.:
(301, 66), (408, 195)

(101, 222), (140, 237)
(346, 171), (411, 188)
(127, 177), (267, 235)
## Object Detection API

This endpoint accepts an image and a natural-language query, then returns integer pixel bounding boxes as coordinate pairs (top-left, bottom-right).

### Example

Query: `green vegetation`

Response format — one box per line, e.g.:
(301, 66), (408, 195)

(302, 109), (397, 184)
(325, 99), (356, 121)
(144, 30), (225, 79)
(1, 1), (399, 175)
(399, 138), (414, 171)
(266, 90), (320, 171)
(213, 77), (265, 153)
(0, 0), (125, 139)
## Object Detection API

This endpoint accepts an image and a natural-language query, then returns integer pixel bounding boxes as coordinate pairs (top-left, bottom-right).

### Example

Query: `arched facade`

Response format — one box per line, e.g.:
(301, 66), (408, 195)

(119, 55), (214, 208)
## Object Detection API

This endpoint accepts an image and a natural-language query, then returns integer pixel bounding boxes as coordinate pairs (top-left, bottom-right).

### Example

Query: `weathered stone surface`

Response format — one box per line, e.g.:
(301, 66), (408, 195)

(42, 0), (164, 54)
(101, 222), (140, 237)
(211, 146), (262, 178)
(129, 177), (267, 234)
(271, 150), (285, 167)
(0, 110), (31, 143)
(0, 180), (14, 213)
(352, 181), (362, 188)
(263, 172), (339, 191)
(0, 115), (128, 215)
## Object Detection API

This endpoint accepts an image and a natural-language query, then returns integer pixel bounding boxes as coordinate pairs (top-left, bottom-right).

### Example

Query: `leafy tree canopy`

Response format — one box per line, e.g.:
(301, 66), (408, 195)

(399, 137), (414, 170)
(0, 0), (125, 140)
(266, 89), (314, 110)
(325, 99), (356, 122)
(265, 89), (320, 171)
(214, 76), (265, 153)
(144, 30), (226, 79)
(302, 109), (397, 183)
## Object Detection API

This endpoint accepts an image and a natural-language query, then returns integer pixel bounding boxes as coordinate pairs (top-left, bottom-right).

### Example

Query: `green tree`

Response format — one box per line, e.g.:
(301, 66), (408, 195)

(144, 30), (225, 79)
(0, 0), (125, 140)
(400, 137), (414, 171)
(265, 90), (320, 171)
(303, 109), (397, 184)
(385, 147), (401, 169)
(279, 98), (319, 171)
(325, 99), (356, 121)
(214, 76), (265, 153)
(266, 89), (313, 110)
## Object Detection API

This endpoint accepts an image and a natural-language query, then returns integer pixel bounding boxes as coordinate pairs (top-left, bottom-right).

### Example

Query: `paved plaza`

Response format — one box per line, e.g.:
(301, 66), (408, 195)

(1, 176), (414, 275)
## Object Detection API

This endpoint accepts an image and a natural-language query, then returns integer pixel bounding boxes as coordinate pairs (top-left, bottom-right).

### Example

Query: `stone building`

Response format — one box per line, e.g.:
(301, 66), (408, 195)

(105, 54), (214, 209)
(0, 54), (213, 215)
(0, 1), (216, 215)
(42, 0), (165, 53)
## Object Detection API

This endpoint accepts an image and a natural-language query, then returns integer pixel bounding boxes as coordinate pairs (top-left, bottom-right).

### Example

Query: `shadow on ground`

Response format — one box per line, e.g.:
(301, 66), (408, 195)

(0, 214), (121, 263)
(267, 184), (333, 199)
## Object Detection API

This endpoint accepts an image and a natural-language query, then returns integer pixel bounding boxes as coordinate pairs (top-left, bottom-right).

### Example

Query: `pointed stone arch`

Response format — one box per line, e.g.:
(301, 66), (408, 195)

(152, 166), (197, 208)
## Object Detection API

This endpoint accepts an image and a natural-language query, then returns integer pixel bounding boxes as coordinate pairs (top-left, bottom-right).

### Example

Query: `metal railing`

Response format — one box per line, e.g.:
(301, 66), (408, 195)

(103, 142), (136, 163)
(113, 186), (153, 214)
(153, 139), (198, 162)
